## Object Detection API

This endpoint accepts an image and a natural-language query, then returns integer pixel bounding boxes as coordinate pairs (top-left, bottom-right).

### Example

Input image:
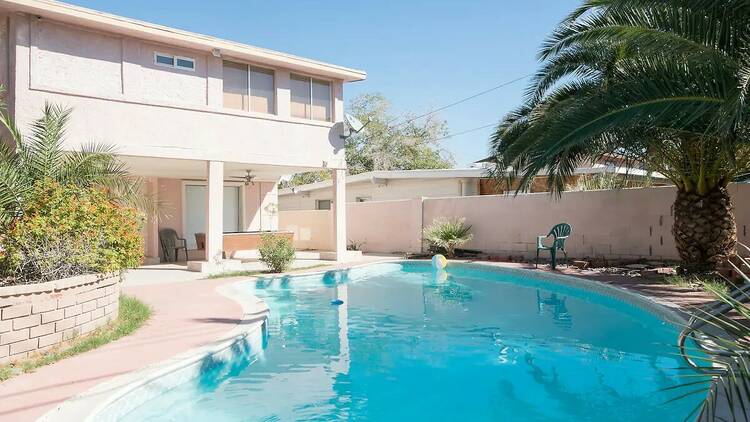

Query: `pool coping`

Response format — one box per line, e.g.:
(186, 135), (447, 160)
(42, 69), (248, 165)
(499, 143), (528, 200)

(37, 281), (270, 422)
(40, 259), (697, 421)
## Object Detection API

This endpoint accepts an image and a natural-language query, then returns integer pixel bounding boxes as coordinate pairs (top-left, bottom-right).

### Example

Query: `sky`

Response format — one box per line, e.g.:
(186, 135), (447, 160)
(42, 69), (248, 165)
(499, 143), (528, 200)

(67, 0), (580, 167)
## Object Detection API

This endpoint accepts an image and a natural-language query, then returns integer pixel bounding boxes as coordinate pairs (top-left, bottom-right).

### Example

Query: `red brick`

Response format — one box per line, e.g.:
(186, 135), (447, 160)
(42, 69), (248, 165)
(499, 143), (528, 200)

(41, 309), (65, 324)
(29, 322), (55, 338)
(9, 338), (38, 355)
(13, 314), (41, 330)
(81, 300), (96, 313)
(31, 299), (57, 314)
(2, 304), (31, 320)
(0, 328), (27, 345)
(64, 304), (82, 318)
(55, 316), (76, 332)
(38, 332), (62, 348)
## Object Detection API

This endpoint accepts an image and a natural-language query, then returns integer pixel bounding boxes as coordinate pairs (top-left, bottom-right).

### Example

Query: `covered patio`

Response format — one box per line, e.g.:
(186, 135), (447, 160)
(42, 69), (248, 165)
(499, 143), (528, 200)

(122, 156), (356, 273)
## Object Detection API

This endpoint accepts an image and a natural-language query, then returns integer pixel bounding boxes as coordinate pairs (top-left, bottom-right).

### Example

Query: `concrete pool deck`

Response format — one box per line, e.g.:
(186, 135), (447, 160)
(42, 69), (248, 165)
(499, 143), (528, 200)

(0, 257), (714, 421)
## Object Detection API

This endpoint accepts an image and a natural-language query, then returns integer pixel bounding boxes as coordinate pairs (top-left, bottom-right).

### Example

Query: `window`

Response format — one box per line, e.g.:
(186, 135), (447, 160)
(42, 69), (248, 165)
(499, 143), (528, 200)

(222, 61), (275, 114)
(250, 67), (275, 114)
(291, 74), (332, 122)
(154, 52), (195, 71)
(315, 199), (332, 210)
(223, 61), (248, 111)
(290, 74), (311, 119)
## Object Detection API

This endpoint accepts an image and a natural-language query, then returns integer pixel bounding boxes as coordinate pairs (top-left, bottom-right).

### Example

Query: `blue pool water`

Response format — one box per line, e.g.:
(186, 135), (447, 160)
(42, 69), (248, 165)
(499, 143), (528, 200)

(122, 262), (703, 421)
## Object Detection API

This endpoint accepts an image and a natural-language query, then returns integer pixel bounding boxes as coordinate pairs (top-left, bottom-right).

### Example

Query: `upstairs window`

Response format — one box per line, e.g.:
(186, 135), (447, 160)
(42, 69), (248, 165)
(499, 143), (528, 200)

(291, 74), (331, 122)
(222, 60), (275, 114)
(154, 52), (195, 71)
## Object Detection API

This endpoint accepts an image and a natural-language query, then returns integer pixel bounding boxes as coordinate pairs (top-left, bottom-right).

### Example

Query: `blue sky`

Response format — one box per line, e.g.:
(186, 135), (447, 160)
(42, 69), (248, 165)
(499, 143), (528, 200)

(68, 0), (579, 167)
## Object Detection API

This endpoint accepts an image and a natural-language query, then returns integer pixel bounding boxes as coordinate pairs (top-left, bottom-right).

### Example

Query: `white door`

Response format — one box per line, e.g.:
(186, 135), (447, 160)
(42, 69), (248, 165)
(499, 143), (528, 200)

(184, 185), (241, 249)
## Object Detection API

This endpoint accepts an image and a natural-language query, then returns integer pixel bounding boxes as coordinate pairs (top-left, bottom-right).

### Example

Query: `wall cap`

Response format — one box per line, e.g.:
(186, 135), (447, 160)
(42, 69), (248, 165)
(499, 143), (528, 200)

(0, 273), (119, 298)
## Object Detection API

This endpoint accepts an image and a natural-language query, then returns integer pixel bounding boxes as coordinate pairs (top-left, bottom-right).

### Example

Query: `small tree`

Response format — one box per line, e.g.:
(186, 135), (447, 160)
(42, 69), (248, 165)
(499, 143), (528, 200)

(423, 218), (473, 258)
(258, 234), (295, 273)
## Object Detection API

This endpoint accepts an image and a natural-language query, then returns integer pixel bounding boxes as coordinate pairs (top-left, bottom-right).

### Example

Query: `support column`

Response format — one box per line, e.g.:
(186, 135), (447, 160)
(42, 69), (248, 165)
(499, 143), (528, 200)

(332, 169), (347, 260)
(206, 161), (224, 263)
(144, 177), (160, 264)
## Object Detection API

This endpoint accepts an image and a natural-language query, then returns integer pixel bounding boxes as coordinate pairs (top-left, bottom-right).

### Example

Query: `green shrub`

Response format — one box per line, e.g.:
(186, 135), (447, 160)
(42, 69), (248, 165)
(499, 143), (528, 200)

(258, 234), (295, 273)
(0, 180), (143, 284)
(423, 217), (473, 258)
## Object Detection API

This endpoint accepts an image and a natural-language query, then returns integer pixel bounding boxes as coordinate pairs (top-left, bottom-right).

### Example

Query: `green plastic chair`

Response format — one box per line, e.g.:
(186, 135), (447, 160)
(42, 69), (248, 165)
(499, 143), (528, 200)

(536, 223), (571, 270)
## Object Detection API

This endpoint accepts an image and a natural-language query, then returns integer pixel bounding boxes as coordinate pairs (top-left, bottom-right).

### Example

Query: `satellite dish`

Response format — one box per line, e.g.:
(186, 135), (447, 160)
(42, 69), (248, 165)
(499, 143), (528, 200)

(345, 113), (366, 133)
(340, 113), (369, 139)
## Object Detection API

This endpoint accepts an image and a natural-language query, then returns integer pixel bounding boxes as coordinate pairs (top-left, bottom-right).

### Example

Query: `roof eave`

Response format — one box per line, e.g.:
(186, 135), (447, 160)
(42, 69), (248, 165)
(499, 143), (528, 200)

(2, 0), (367, 82)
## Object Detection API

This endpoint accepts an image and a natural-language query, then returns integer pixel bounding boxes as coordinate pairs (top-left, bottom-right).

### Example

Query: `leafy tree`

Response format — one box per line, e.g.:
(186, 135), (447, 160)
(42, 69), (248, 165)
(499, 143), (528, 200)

(282, 93), (453, 187)
(489, 0), (750, 273)
(345, 93), (453, 175)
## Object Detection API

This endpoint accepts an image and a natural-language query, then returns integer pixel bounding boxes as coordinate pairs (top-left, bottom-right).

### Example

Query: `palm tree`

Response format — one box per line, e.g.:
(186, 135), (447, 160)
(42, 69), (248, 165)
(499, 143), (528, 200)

(0, 101), (150, 225)
(489, 0), (750, 273)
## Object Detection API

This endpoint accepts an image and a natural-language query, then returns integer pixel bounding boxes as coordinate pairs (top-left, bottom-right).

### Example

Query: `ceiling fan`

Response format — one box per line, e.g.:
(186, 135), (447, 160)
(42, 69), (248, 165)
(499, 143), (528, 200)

(230, 170), (256, 186)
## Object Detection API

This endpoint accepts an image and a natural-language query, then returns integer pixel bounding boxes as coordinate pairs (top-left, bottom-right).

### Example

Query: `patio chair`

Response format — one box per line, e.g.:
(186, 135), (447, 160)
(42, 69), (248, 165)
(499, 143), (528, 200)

(535, 223), (571, 270)
(159, 228), (188, 262)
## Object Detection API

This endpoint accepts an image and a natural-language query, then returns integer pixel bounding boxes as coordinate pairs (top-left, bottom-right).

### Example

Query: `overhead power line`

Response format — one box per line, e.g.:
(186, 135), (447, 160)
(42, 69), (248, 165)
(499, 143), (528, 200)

(432, 123), (498, 142)
(387, 74), (531, 129)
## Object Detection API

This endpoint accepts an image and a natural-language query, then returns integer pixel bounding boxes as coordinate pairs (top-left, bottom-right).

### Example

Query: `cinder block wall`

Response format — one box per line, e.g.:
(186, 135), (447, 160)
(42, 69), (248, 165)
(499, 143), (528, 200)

(279, 184), (750, 260)
(0, 275), (121, 363)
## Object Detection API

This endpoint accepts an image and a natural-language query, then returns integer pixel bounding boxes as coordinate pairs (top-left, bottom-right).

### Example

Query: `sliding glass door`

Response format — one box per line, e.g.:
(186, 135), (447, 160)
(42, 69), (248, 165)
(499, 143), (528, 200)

(184, 185), (241, 249)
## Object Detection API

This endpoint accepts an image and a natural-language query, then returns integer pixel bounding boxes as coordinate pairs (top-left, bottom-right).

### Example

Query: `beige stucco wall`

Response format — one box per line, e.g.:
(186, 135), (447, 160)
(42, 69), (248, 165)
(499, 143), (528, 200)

(7, 14), (346, 169)
(280, 184), (750, 259)
(279, 177), (481, 211)
(279, 210), (332, 250)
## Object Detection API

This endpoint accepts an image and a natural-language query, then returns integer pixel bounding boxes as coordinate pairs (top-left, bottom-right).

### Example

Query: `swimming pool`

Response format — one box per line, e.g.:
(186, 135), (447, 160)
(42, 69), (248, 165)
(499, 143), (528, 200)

(121, 261), (703, 421)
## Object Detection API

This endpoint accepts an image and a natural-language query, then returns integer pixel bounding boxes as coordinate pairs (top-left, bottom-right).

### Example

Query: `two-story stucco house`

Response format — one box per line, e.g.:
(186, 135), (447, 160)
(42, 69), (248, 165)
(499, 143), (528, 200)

(0, 0), (365, 268)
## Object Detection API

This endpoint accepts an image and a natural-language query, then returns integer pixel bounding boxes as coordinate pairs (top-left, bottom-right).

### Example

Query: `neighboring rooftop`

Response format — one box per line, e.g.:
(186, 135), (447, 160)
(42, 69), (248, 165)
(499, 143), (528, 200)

(280, 165), (666, 195)
(0, 0), (367, 82)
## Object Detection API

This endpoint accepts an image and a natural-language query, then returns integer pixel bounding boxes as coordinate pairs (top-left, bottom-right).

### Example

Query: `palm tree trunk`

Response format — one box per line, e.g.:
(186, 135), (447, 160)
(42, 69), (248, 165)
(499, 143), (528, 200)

(672, 186), (736, 273)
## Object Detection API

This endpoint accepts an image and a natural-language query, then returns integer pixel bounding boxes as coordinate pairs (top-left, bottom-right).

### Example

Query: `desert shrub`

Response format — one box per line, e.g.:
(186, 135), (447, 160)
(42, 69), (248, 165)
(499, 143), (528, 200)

(0, 180), (143, 284)
(347, 239), (365, 251)
(258, 234), (295, 273)
(423, 217), (473, 258)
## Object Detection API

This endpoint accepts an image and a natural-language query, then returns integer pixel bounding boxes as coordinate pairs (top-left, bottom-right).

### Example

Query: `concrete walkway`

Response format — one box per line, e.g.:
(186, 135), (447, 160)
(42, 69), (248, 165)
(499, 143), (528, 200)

(0, 277), (244, 421)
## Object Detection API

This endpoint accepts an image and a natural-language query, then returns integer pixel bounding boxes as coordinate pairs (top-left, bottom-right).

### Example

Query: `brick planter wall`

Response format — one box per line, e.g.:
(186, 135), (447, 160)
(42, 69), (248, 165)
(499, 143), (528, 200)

(0, 274), (120, 363)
